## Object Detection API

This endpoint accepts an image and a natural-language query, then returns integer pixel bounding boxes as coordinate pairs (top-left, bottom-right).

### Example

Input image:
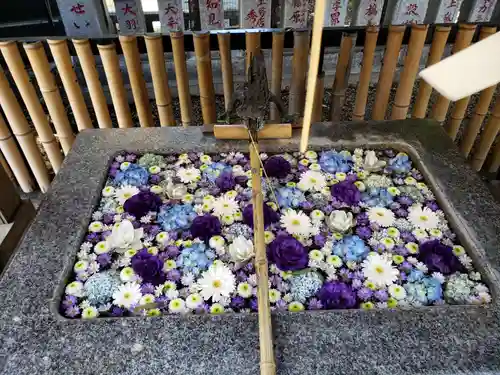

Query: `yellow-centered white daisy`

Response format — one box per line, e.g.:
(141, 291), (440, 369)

(408, 205), (440, 230)
(367, 207), (395, 227)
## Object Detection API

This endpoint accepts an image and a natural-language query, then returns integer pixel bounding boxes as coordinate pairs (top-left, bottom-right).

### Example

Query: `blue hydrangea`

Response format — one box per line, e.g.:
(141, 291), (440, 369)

(319, 151), (352, 173)
(114, 164), (149, 186)
(405, 276), (442, 306)
(83, 271), (121, 306)
(202, 162), (230, 182)
(387, 153), (412, 175)
(176, 242), (216, 276)
(276, 187), (306, 208)
(332, 235), (369, 262)
(290, 271), (324, 303)
(157, 204), (197, 232)
(407, 269), (424, 282)
(361, 187), (394, 207)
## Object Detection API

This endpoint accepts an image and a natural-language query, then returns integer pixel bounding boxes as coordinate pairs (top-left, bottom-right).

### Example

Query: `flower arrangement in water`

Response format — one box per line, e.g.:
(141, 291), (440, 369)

(61, 149), (491, 319)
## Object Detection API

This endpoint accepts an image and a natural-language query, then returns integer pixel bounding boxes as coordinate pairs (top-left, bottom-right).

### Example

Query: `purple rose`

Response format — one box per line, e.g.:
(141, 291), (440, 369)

(123, 191), (162, 219)
(243, 204), (279, 229)
(216, 170), (236, 192)
(264, 156), (291, 179)
(190, 214), (221, 241)
(131, 249), (165, 285)
(317, 281), (357, 309)
(267, 234), (308, 271)
(331, 180), (361, 206)
(417, 239), (464, 275)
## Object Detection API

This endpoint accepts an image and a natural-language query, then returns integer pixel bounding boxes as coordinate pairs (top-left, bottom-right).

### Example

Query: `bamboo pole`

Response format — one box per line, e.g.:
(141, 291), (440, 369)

(47, 39), (92, 131)
(245, 32), (261, 72)
(352, 26), (379, 121)
(312, 72), (325, 123)
(249, 140), (275, 375)
(331, 32), (356, 121)
(144, 35), (175, 126)
(447, 27), (497, 142)
(470, 99), (500, 171)
(0, 66), (51, 192)
(300, 0), (325, 153)
(193, 32), (216, 125)
(431, 24), (477, 122)
(487, 140), (500, 173)
(217, 33), (234, 113)
(0, 112), (33, 193)
(119, 35), (153, 127)
(391, 24), (429, 120)
(289, 31), (310, 116)
(372, 25), (406, 120)
(97, 43), (133, 129)
(412, 26), (451, 119)
(270, 31), (285, 122)
(72, 39), (113, 129)
(170, 31), (193, 127)
(23, 41), (75, 155)
(0, 41), (63, 172)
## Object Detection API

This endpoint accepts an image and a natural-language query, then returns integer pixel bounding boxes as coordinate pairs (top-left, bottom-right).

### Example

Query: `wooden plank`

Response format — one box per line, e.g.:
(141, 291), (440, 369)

(213, 124), (292, 139)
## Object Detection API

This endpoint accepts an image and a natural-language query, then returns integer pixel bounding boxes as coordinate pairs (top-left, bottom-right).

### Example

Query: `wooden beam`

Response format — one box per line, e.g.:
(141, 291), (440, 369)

(213, 124), (292, 139)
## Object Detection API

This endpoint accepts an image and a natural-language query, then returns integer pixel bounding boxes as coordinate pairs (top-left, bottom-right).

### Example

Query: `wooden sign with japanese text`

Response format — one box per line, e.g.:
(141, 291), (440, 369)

(391, 0), (430, 24)
(56, 0), (113, 37)
(353, 0), (384, 26)
(199, 0), (224, 29)
(325, 0), (348, 27)
(240, 0), (272, 28)
(435, 0), (464, 23)
(468, 0), (498, 22)
(114, 0), (146, 34)
(283, 0), (309, 28)
(157, 0), (185, 32)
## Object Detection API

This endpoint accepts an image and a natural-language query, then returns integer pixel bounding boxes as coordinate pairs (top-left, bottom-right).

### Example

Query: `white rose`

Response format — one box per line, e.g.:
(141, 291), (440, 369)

(327, 210), (355, 233)
(166, 182), (187, 200)
(363, 151), (386, 172)
(106, 220), (144, 253)
(228, 236), (255, 269)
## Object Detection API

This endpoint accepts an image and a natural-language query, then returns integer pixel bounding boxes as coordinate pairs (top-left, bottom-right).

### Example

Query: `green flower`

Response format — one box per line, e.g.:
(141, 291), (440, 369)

(360, 302), (374, 310)
(309, 250), (323, 261)
(210, 303), (225, 314)
(387, 297), (398, 308)
(82, 306), (99, 319)
(147, 308), (161, 317)
(392, 255), (404, 265)
(288, 301), (305, 312)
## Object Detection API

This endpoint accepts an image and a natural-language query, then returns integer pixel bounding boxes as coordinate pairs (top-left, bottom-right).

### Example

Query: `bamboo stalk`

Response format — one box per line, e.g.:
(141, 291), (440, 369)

(0, 112), (33, 193)
(289, 31), (309, 116)
(214, 123), (291, 139)
(23, 41), (75, 155)
(144, 35), (175, 126)
(391, 24), (429, 120)
(412, 26), (451, 119)
(72, 39), (113, 129)
(97, 43), (133, 129)
(217, 33), (234, 113)
(0, 66), (51, 192)
(170, 31), (193, 127)
(372, 25), (406, 121)
(446, 26), (497, 142)
(312, 72), (325, 123)
(47, 39), (92, 131)
(193, 32), (216, 125)
(249, 140), (275, 375)
(487, 140), (500, 173)
(352, 26), (379, 121)
(119, 35), (153, 127)
(431, 24), (477, 122)
(471, 99), (500, 171)
(270, 31), (284, 122)
(331, 32), (356, 121)
(245, 32), (261, 72)
(300, 0), (325, 153)
(0, 41), (63, 172)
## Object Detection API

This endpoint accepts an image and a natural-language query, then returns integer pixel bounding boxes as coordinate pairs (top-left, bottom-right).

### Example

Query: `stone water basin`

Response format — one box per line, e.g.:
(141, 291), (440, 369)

(0, 120), (499, 375)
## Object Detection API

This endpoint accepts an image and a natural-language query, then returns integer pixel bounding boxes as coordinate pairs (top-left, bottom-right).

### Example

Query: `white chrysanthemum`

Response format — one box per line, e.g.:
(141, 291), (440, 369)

(112, 282), (142, 308)
(388, 284), (407, 300)
(94, 241), (110, 255)
(298, 170), (327, 192)
(280, 209), (313, 236)
(102, 186), (115, 197)
(408, 205), (440, 230)
(212, 196), (239, 217)
(169, 298), (187, 313)
(367, 207), (395, 227)
(362, 253), (399, 287)
(139, 294), (155, 306)
(120, 267), (137, 282)
(115, 185), (140, 205)
(82, 306), (99, 319)
(237, 282), (253, 298)
(186, 293), (203, 309)
(65, 281), (84, 297)
(432, 272), (445, 283)
(197, 263), (236, 302)
(177, 167), (200, 183)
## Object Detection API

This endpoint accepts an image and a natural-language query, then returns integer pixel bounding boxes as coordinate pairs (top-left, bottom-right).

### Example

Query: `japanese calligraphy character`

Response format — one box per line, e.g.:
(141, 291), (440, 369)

(331, 10), (341, 25)
(479, 0), (492, 13)
(405, 3), (419, 16)
(126, 19), (138, 29)
(205, 0), (219, 9)
(122, 3), (137, 16)
(70, 2), (85, 14)
(257, 0), (267, 5)
(208, 12), (220, 25)
(444, 11), (453, 22)
(447, 0), (457, 7)
(167, 16), (179, 28)
(292, 0), (303, 8)
(165, 3), (179, 15)
(365, 3), (378, 17)
(289, 10), (305, 24)
(245, 9), (259, 24)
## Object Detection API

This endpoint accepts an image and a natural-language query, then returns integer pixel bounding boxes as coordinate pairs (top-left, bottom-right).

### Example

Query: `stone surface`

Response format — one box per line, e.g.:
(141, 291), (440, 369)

(1, 120), (500, 375)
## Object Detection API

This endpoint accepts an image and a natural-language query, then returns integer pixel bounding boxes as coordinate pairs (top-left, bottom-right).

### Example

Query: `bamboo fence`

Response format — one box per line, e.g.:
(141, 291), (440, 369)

(0, 25), (500, 192)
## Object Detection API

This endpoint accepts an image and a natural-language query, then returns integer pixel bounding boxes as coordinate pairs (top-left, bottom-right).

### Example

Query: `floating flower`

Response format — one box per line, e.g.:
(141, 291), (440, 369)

(298, 170), (327, 192)
(408, 205), (440, 230)
(216, 170), (236, 192)
(112, 282), (142, 309)
(331, 235), (369, 262)
(331, 180), (360, 206)
(319, 151), (352, 174)
(267, 234), (308, 271)
(363, 151), (386, 172)
(197, 262), (236, 302)
(417, 239), (464, 275)
(289, 271), (323, 303)
(115, 185), (140, 205)
(131, 249), (165, 285)
(114, 164), (149, 187)
(228, 236), (255, 268)
(242, 204), (279, 229)
(177, 242), (216, 276)
(317, 281), (357, 309)
(177, 167), (200, 183)
(362, 253), (398, 287)
(84, 271), (121, 306)
(387, 153), (412, 175)
(190, 214), (221, 241)
(276, 187), (306, 208)
(106, 220), (144, 253)
(367, 207), (395, 227)
(212, 195), (239, 217)
(264, 156), (291, 178)
(327, 210), (355, 233)
(280, 209), (314, 237)
(123, 191), (162, 219)
(157, 204), (197, 232)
